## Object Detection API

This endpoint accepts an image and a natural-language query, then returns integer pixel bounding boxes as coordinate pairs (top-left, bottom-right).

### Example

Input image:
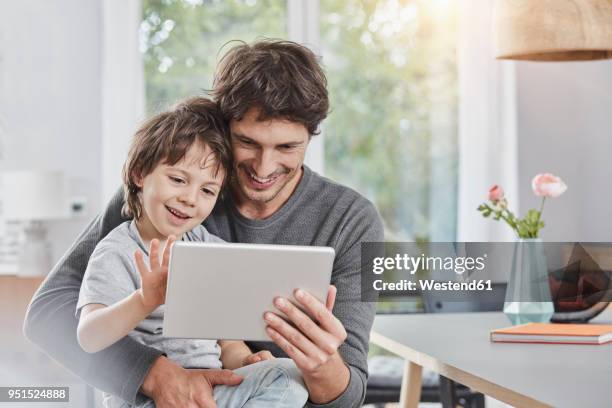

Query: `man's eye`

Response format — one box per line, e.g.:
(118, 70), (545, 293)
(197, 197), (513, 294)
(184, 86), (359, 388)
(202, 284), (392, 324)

(201, 188), (216, 196)
(239, 139), (255, 146)
(279, 145), (295, 150)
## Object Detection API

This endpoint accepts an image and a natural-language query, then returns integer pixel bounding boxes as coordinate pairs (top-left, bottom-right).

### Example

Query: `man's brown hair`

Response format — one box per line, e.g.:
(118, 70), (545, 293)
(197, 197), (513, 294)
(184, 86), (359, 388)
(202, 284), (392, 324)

(212, 39), (329, 136)
(121, 97), (231, 219)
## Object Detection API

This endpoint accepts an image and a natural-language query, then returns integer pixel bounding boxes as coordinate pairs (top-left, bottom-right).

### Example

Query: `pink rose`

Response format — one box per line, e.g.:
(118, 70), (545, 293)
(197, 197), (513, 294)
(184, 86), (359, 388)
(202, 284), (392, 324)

(531, 173), (567, 198)
(488, 185), (504, 203)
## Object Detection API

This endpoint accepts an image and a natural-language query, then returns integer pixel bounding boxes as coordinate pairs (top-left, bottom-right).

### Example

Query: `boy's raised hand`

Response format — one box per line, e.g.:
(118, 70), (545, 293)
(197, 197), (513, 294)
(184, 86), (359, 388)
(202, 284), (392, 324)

(135, 235), (176, 309)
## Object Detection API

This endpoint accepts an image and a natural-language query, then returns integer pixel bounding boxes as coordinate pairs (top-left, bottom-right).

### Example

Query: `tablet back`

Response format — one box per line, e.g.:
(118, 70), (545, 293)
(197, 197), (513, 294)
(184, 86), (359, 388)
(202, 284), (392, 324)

(163, 242), (335, 341)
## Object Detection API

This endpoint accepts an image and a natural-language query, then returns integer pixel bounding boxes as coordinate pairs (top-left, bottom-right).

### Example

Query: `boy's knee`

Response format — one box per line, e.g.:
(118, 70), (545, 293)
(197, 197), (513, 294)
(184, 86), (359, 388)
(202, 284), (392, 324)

(259, 358), (299, 380)
(266, 358), (308, 403)
(271, 358), (300, 376)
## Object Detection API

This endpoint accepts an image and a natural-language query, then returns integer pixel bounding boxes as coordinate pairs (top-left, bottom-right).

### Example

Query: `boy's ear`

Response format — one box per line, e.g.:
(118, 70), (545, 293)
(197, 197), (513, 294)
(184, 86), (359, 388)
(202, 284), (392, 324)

(132, 170), (144, 188)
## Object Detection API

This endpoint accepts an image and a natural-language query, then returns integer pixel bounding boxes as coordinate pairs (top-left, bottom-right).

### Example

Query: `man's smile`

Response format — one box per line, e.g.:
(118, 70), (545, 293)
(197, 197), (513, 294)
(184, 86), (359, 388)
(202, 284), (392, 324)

(243, 167), (284, 190)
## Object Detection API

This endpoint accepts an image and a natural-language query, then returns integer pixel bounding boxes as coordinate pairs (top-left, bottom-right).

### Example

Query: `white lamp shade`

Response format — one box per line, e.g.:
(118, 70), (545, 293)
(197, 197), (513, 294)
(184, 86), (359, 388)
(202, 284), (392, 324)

(1, 170), (69, 221)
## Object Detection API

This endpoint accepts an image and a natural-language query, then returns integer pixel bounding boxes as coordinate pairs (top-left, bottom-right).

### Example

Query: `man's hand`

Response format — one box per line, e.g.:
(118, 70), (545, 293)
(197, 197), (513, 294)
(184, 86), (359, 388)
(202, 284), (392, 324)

(141, 356), (243, 408)
(263, 285), (350, 403)
(242, 350), (275, 366)
(135, 236), (175, 308)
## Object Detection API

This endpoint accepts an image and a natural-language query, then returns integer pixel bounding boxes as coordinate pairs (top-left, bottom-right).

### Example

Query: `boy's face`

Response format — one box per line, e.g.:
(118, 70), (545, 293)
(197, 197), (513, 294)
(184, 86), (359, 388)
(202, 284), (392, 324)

(229, 107), (309, 213)
(135, 140), (224, 241)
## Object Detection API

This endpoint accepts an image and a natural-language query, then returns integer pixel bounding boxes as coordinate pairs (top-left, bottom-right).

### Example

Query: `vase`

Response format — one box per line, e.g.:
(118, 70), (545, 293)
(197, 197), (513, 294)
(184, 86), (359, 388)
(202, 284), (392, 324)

(503, 239), (555, 325)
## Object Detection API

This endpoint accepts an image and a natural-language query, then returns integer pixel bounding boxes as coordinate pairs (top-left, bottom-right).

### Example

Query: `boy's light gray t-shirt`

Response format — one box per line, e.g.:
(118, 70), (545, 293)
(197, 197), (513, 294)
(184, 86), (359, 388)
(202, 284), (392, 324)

(76, 221), (223, 369)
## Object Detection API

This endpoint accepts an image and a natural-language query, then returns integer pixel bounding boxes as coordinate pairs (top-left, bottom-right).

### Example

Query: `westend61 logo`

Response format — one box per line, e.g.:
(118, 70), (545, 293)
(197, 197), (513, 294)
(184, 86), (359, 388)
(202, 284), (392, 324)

(360, 242), (499, 301)
(372, 253), (487, 275)
(361, 241), (612, 303)
(370, 253), (492, 293)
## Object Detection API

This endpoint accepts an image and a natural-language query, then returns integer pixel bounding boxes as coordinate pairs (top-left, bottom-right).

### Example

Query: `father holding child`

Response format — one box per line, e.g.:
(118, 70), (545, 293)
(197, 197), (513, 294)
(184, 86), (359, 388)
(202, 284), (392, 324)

(24, 39), (383, 407)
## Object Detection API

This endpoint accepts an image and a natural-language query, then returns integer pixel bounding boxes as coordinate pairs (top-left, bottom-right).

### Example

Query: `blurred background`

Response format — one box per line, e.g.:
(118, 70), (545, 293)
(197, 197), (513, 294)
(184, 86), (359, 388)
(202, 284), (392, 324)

(1, 0), (611, 407)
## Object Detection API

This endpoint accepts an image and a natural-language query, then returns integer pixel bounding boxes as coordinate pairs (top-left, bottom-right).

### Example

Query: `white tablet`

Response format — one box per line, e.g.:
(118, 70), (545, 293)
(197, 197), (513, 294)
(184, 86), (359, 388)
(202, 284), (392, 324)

(163, 242), (335, 341)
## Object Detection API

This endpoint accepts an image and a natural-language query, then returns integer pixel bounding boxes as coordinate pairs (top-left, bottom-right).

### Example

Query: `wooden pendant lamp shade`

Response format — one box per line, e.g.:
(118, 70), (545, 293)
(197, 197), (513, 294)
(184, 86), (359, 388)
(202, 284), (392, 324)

(494, 0), (612, 61)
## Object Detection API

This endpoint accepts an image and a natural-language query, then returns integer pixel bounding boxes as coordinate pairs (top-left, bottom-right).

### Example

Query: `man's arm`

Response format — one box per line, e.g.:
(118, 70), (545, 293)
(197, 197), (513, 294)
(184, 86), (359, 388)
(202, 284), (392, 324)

(23, 188), (163, 405)
(265, 200), (384, 407)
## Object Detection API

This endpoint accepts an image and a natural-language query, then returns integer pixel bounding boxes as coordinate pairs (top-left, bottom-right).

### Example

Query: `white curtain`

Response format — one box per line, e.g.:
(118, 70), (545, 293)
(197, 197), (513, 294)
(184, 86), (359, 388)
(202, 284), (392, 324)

(288, 0), (325, 175)
(457, 0), (518, 242)
(101, 0), (145, 205)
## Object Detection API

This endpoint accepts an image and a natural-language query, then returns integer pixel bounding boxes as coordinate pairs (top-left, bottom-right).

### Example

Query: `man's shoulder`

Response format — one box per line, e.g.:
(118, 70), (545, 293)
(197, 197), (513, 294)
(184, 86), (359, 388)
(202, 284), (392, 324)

(305, 169), (378, 215)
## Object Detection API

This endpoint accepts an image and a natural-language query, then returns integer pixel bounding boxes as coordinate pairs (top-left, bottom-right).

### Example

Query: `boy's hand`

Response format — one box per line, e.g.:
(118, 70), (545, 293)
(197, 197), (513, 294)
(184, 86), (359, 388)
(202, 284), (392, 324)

(242, 350), (275, 366)
(135, 236), (176, 309)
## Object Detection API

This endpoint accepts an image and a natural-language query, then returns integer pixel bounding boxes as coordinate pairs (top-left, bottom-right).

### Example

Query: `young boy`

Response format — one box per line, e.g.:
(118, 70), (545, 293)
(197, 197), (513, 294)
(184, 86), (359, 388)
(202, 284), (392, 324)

(75, 97), (308, 408)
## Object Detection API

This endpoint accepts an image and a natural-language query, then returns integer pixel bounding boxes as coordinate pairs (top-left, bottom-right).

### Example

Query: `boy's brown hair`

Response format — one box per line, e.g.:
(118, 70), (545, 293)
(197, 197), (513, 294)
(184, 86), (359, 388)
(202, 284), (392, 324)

(121, 97), (231, 219)
(212, 39), (329, 136)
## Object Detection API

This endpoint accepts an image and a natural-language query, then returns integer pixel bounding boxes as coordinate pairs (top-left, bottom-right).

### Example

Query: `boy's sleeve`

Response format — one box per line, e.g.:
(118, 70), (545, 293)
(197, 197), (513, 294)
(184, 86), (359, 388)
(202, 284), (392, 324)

(23, 188), (164, 405)
(77, 242), (138, 316)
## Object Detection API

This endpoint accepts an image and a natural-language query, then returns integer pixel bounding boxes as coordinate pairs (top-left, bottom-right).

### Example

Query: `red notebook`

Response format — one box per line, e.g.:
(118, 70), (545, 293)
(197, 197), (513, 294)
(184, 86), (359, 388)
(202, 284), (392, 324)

(490, 323), (612, 345)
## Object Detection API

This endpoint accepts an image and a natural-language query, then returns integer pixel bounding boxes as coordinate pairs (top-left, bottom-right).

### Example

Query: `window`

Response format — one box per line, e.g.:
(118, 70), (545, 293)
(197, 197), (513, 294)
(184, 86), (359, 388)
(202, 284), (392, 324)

(141, 0), (286, 113)
(141, 1), (458, 244)
(320, 0), (458, 243)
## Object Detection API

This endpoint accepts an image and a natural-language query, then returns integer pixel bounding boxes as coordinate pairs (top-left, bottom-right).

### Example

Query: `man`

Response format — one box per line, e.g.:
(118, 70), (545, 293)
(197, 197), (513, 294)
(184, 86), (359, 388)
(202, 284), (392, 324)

(24, 39), (383, 407)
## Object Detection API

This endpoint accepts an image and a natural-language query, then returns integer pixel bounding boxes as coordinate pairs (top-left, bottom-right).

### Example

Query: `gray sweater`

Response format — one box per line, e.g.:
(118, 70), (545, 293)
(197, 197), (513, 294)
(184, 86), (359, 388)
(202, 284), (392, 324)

(24, 166), (384, 408)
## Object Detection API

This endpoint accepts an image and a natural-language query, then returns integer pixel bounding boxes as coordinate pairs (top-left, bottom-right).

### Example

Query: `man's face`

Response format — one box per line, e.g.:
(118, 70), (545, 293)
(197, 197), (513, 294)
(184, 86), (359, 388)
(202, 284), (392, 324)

(230, 107), (309, 212)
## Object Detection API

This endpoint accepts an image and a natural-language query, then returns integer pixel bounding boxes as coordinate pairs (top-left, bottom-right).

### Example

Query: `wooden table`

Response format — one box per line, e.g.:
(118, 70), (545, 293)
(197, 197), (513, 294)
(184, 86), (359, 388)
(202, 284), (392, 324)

(370, 309), (612, 408)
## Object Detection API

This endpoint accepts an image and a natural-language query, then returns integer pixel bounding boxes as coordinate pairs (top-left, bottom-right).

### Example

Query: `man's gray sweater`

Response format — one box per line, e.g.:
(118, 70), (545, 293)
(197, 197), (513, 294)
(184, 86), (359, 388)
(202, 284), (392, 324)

(23, 166), (384, 407)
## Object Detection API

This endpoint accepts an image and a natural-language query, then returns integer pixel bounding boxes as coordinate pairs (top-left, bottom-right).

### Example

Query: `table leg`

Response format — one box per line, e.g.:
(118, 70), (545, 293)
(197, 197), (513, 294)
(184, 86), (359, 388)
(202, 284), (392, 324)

(399, 360), (422, 408)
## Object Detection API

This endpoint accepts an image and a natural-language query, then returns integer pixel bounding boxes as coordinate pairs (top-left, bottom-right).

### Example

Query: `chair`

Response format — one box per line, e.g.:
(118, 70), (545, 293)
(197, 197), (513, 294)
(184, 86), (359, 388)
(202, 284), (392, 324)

(365, 355), (485, 408)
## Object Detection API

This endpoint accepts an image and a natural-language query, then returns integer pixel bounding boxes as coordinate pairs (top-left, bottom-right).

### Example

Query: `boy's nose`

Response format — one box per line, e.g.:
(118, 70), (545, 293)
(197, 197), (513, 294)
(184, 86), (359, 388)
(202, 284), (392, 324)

(179, 187), (198, 206)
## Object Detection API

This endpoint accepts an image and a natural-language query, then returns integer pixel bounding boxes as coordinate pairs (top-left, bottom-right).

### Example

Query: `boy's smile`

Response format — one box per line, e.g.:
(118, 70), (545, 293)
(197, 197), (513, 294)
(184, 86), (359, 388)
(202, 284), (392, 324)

(135, 140), (224, 245)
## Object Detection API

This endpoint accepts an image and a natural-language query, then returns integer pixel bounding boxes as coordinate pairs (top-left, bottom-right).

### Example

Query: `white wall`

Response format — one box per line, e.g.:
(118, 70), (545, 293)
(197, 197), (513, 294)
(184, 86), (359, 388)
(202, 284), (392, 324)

(516, 60), (612, 241)
(0, 0), (103, 262)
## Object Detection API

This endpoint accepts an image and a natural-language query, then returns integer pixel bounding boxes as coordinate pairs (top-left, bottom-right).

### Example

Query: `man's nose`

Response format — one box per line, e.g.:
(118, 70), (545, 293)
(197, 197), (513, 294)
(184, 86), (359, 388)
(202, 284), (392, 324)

(252, 149), (277, 177)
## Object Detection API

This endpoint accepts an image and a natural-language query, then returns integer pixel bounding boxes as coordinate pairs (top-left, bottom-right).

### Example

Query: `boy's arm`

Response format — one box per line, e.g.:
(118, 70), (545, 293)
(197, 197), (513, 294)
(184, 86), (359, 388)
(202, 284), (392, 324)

(77, 237), (174, 354)
(77, 296), (155, 353)
(219, 341), (274, 370)
(219, 341), (252, 370)
(23, 188), (164, 405)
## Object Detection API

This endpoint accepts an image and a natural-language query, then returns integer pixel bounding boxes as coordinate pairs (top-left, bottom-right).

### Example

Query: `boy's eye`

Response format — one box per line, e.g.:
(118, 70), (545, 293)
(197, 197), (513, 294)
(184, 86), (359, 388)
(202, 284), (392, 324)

(169, 176), (184, 183)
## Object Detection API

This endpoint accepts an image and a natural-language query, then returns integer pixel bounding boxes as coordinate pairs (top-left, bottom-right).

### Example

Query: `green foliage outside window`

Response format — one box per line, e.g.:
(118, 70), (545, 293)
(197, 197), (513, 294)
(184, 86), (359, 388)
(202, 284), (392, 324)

(141, 0), (285, 113)
(320, 0), (458, 242)
(141, 0), (458, 243)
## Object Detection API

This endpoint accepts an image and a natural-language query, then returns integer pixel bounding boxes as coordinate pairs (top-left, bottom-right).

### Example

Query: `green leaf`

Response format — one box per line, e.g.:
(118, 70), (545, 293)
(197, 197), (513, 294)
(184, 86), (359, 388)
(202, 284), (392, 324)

(526, 209), (541, 223)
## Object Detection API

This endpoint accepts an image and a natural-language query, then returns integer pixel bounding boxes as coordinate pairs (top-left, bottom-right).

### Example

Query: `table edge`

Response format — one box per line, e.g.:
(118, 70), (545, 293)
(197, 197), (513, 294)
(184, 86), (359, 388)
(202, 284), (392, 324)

(369, 330), (553, 408)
